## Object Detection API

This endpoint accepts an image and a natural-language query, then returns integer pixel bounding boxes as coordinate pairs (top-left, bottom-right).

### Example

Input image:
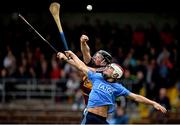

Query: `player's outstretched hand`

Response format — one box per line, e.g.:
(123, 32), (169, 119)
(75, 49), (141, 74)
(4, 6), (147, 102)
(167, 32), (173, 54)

(153, 102), (167, 113)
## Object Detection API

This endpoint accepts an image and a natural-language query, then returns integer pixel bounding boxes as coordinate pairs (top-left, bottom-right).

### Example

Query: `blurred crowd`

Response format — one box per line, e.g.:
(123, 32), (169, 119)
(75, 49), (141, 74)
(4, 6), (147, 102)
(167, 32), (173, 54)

(0, 14), (180, 123)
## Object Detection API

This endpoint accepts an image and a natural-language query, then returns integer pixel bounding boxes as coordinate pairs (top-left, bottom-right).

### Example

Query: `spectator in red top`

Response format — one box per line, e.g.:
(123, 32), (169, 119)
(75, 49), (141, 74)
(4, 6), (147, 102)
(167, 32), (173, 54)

(132, 24), (145, 47)
(132, 24), (146, 59)
(160, 23), (174, 46)
(50, 60), (62, 79)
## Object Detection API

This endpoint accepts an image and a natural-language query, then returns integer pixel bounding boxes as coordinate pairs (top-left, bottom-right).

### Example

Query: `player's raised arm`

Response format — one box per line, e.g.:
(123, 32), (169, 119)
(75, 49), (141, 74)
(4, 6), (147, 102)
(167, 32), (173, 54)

(80, 35), (91, 64)
(57, 51), (89, 75)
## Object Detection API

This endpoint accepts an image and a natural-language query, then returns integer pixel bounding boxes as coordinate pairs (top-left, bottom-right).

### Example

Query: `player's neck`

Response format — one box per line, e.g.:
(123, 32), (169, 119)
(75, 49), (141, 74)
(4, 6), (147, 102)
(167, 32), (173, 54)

(106, 78), (115, 83)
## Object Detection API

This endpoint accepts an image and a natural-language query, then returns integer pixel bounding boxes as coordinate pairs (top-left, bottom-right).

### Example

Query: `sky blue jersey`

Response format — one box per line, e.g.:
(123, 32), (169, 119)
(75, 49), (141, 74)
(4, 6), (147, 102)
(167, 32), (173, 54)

(87, 70), (131, 113)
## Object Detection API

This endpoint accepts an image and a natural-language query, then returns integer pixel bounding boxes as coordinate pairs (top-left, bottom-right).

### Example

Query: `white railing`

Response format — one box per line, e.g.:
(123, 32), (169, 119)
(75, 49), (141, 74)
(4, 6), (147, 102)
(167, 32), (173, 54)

(0, 78), (67, 103)
(0, 78), (134, 105)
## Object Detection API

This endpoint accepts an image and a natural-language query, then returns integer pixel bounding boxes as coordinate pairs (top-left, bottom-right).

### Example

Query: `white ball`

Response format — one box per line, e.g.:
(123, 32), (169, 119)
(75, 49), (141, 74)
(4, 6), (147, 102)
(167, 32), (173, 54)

(86, 5), (92, 11)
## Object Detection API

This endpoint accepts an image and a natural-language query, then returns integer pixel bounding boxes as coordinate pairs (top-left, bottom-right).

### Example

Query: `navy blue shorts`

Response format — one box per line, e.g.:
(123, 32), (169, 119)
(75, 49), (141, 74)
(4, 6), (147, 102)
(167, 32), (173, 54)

(81, 111), (108, 124)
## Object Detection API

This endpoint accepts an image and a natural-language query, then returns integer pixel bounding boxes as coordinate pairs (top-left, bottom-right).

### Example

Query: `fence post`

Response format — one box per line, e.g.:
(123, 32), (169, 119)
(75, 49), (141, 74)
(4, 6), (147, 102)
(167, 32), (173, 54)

(2, 79), (5, 103)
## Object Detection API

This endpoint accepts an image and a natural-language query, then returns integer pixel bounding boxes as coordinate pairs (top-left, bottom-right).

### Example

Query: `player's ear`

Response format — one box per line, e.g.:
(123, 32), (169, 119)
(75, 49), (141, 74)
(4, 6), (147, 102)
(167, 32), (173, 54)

(112, 73), (119, 78)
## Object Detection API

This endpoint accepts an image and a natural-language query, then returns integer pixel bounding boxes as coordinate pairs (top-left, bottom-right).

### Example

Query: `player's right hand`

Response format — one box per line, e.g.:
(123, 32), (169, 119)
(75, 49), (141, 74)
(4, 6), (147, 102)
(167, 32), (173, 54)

(64, 50), (74, 57)
(80, 35), (89, 43)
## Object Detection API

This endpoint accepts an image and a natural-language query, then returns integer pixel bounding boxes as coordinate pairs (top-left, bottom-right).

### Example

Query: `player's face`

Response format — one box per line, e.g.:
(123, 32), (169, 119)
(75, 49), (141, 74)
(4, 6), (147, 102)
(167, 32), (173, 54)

(102, 65), (114, 78)
(92, 53), (105, 66)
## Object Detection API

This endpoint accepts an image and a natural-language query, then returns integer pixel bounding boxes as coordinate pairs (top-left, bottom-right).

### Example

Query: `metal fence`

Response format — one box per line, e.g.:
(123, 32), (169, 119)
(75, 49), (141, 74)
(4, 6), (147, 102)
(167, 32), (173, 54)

(0, 78), (68, 103)
(0, 78), (134, 105)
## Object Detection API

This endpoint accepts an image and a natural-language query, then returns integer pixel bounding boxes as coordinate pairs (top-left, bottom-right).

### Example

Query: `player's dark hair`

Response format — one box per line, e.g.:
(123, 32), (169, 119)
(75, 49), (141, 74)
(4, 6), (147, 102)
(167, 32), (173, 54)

(97, 50), (112, 64)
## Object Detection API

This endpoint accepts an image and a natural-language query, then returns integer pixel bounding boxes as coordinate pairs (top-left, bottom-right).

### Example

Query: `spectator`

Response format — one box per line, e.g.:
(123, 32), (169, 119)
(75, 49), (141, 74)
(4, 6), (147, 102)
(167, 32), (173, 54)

(156, 88), (171, 110)
(0, 68), (8, 78)
(114, 106), (129, 124)
(160, 23), (174, 47)
(40, 60), (49, 79)
(157, 47), (170, 65)
(3, 47), (16, 76)
(150, 88), (170, 123)
(50, 60), (62, 79)
(65, 69), (81, 98)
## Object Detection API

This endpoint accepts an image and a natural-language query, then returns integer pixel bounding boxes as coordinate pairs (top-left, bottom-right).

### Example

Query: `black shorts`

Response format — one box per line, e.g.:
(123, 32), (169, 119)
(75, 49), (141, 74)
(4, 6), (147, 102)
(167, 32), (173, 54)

(81, 111), (108, 124)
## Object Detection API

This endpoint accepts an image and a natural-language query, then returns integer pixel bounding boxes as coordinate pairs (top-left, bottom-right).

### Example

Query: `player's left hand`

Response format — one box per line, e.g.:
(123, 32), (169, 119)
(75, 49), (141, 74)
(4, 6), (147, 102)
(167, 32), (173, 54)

(153, 102), (167, 113)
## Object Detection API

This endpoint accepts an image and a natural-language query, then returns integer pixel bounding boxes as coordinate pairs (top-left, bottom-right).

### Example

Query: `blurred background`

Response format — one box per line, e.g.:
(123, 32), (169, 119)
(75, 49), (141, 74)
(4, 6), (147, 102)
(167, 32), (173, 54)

(0, 0), (180, 124)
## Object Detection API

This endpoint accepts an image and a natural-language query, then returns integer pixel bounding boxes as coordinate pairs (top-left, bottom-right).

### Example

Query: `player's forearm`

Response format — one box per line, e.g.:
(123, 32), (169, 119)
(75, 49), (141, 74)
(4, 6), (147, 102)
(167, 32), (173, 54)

(69, 52), (89, 74)
(64, 58), (77, 68)
(128, 93), (167, 113)
(80, 42), (91, 64)
(134, 94), (155, 105)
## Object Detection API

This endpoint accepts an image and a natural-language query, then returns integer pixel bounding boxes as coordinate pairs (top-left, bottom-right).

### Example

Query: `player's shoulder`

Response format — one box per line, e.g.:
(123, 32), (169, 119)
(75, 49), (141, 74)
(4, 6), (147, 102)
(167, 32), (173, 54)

(88, 70), (102, 78)
(112, 82), (123, 88)
(96, 67), (106, 73)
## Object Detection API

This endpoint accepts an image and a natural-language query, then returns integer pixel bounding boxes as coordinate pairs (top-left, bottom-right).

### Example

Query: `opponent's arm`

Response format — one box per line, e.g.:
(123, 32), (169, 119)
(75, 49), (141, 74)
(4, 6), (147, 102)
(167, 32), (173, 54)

(80, 35), (91, 64)
(57, 52), (77, 68)
(127, 93), (167, 113)
(57, 51), (89, 75)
